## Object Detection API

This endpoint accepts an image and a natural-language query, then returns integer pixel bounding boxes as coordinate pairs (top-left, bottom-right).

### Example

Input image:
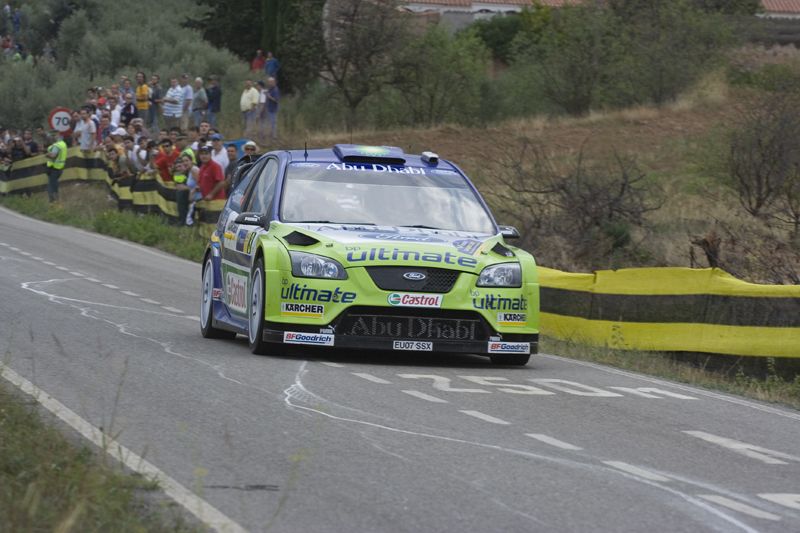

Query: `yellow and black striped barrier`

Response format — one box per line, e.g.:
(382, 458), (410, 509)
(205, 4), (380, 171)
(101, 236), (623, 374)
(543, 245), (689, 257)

(539, 267), (800, 358)
(0, 148), (225, 230)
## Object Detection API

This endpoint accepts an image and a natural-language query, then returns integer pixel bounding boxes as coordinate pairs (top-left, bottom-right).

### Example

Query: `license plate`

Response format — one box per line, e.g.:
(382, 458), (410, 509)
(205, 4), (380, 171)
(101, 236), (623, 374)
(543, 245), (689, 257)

(392, 340), (433, 351)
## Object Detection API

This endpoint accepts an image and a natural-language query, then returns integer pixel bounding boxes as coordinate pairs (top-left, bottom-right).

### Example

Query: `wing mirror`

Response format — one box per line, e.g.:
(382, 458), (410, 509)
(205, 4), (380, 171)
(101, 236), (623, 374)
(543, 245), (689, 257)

(235, 212), (268, 227)
(498, 225), (520, 239)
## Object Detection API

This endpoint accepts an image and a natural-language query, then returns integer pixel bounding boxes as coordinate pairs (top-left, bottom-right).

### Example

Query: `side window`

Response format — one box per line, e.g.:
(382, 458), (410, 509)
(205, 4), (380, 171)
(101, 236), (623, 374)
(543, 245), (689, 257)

(245, 159), (279, 215)
(226, 165), (257, 212)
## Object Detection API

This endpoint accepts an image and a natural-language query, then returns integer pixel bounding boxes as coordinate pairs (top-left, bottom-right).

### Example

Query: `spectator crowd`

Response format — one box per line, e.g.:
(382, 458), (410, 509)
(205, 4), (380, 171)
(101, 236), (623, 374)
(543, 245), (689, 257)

(2, 49), (284, 225)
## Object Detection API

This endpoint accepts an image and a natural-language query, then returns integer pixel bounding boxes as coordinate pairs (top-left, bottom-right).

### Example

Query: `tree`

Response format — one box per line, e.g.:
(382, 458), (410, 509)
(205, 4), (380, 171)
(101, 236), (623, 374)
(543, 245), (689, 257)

(320, 0), (408, 130)
(513, 5), (619, 115)
(393, 28), (489, 126)
(727, 93), (800, 218)
(609, 0), (733, 105)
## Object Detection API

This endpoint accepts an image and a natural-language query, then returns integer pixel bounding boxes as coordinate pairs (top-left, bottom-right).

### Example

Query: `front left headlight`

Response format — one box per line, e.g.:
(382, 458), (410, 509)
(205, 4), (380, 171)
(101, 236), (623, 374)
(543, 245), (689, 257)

(477, 263), (521, 287)
(290, 252), (347, 280)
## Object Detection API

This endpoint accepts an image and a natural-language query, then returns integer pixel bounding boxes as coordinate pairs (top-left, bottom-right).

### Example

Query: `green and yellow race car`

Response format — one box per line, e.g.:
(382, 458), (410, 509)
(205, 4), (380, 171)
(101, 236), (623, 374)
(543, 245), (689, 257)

(200, 144), (539, 365)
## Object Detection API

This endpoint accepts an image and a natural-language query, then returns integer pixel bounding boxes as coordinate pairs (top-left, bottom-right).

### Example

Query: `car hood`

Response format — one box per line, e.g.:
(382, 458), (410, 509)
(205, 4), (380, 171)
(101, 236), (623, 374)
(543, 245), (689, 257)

(272, 222), (514, 273)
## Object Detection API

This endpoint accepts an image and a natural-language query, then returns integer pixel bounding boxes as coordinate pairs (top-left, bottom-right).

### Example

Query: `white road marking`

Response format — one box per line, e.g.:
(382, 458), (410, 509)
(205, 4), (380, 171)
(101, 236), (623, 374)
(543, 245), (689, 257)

(85, 278), (101, 283)
(121, 291), (140, 297)
(460, 376), (555, 395)
(352, 372), (391, 384)
(401, 390), (448, 403)
(19, 251), (31, 256)
(140, 298), (161, 305)
(32, 256), (43, 261)
(9, 246), (19, 251)
(759, 493), (800, 511)
(531, 379), (624, 397)
(539, 353), (800, 422)
(608, 387), (697, 400)
(525, 434), (583, 451)
(283, 361), (762, 533)
(321, 362), (345, 368)
(0, 364), (248, 533)
(399, 374), (490, 393)
(698, 495), (781, 521)
(185, 316), (200, 322)
(459, 410), (511, 425)
(684, 431), (800, 465)
(0, 242), (7, 246)
(56, 266), (69, 271)
(162, 306), (184, 314)
(43, 261), (55, 266)
(103, 284), (119, 289)
(603, 461), (671, 482)
(69, 272), (85, 277)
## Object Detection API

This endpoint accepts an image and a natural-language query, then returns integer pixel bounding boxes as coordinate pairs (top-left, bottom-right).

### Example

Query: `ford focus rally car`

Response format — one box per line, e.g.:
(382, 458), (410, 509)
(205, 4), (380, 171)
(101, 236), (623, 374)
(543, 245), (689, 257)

(200, 144), (539, 365)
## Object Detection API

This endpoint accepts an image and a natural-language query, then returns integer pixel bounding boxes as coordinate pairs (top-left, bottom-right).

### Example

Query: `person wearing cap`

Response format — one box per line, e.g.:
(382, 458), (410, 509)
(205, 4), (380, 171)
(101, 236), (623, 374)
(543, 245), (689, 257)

(243, 140), (258, 157)
(210, 133), (228, 172)
(197, 145), (226, 202)
(44, 131), (68, 203)
(180, 74), (193, 132)
(191, 77), (208, 128)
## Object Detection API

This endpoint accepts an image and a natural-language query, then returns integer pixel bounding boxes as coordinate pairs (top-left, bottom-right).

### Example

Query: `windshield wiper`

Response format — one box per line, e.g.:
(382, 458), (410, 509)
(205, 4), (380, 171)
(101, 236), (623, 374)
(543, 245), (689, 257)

(294, 220), (377, 225)
(398, 224), (444, 230)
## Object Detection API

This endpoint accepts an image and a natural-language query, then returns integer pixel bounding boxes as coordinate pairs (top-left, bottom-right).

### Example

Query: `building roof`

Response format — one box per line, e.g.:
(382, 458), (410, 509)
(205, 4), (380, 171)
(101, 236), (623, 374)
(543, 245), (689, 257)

(406, 0), (800, 14)
(762, 0), (800, 14)
(406, 0), (582, 7)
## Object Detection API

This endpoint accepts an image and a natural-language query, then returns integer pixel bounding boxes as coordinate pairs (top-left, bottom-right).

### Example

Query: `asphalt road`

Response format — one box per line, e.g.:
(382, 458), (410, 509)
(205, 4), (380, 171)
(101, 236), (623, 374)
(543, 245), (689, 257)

(1, 206), (799, 533)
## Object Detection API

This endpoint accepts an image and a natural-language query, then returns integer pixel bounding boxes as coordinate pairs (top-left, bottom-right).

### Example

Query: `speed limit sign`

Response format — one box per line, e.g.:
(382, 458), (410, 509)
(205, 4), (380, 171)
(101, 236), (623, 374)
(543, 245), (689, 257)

(48, 107), (73, 134)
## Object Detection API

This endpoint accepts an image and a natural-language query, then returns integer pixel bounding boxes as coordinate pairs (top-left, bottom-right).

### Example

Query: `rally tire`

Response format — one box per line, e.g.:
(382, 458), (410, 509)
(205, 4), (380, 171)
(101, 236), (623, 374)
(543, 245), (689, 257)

(490, 354), (530, 366)
(248, 257), (270, 354)
(200, 256), (236, 339)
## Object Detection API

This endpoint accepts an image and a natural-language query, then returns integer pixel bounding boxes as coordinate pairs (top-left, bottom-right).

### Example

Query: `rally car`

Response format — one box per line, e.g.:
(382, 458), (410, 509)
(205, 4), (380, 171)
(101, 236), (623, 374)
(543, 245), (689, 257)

(200, 144), (539, 365)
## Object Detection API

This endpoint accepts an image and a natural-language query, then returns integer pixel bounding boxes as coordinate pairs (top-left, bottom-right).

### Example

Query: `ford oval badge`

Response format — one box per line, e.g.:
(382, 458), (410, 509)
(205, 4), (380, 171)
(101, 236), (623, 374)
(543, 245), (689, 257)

(403, 272), (426, 281)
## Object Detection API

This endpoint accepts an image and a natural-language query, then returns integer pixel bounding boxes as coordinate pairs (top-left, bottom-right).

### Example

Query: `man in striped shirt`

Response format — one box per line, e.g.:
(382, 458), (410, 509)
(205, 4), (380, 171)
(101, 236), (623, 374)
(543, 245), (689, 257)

(162, 78), (184, 131)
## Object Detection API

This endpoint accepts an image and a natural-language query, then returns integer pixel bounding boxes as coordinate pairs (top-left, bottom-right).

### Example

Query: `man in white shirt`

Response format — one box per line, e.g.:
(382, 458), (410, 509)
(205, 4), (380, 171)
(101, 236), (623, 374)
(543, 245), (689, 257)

(180, 73), (193, 132)
(162, 78), (184, 131)
(210, 133), (229, 173)
(240, 80), (259, 135)
(72, 107), (97, 153)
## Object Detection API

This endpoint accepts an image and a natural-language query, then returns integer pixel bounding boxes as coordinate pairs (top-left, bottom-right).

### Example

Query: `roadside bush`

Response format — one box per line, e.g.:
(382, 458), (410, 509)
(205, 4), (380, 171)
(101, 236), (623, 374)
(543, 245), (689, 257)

(486, 138), (664, 270)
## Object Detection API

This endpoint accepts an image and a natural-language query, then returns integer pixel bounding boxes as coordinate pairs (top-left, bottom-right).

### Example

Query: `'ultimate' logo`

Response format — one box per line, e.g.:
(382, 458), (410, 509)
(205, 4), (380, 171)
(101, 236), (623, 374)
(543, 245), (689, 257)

(472, 294), (527, 311)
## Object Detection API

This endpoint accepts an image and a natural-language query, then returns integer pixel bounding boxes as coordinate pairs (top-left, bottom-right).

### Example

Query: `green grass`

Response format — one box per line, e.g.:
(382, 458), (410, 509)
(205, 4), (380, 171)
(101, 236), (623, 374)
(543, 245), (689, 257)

(0, 184), (208, 262)
(541, 336), (800, 409)
(0, 381), (197, 532)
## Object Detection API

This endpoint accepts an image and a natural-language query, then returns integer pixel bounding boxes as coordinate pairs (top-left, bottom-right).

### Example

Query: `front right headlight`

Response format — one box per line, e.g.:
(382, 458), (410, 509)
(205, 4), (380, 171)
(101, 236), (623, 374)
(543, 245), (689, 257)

(477, 263), (521, 287)
(290, 251), (347, 280)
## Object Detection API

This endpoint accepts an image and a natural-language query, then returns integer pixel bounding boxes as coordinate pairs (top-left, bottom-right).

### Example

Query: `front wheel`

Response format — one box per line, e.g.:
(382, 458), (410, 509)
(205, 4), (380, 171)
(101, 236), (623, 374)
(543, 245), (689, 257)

(490, 354), (530, 366)
(248, 257), (270, 354)
(200, 256), (236, 339)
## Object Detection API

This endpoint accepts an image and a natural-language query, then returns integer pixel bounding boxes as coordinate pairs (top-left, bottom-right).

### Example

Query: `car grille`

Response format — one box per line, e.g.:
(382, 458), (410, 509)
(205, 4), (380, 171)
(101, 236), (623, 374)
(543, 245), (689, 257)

(334, 307), (490, 341)
(366, 267), (460, 293)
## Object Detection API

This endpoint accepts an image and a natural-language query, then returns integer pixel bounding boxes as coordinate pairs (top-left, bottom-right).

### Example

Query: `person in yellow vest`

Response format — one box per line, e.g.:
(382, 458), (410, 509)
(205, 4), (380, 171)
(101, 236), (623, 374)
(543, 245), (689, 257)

(44, 131), (68, 203)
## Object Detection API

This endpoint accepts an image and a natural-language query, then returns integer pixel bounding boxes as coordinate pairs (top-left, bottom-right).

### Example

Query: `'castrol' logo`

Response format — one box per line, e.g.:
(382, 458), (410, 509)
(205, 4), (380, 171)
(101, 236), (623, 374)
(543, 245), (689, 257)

(225, 272), (248, 314)
(387, 292), (443, 308)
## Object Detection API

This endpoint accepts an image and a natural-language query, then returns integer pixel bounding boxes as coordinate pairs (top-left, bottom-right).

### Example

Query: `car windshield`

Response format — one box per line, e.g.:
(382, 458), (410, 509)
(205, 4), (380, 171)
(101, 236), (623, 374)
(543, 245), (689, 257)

(280, 162), (496, 234)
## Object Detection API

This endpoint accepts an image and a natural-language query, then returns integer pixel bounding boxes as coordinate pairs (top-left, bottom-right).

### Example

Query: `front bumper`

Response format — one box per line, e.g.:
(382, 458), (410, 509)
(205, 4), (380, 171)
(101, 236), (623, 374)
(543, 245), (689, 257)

(262, 320), (539, 355)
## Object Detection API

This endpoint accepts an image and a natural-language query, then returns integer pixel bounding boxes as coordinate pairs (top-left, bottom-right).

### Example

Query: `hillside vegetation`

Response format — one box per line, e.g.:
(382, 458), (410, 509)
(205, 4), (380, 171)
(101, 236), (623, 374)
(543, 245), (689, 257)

(1, 0), (798, 283)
